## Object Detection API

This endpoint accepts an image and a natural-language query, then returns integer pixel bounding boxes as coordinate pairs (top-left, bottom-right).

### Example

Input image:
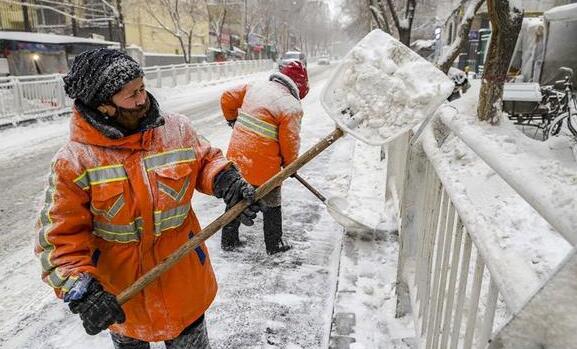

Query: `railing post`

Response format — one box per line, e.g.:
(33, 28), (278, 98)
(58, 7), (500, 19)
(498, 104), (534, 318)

(171, 65), (177, 87)
(463, 253), (485, 349)
(439, 218), (464, 349)
(156, 67), (162, 88)
(13, 77), (24, 117)
(209, 64), (214, 81)
(196, 65), (202, 83)
(57, 76), (66, 108)
(449, 232), (473, 349)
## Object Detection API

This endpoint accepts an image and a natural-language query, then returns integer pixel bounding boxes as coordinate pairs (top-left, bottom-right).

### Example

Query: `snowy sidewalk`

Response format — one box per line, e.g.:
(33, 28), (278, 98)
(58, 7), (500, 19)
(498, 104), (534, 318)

(328, 140), (415, 349)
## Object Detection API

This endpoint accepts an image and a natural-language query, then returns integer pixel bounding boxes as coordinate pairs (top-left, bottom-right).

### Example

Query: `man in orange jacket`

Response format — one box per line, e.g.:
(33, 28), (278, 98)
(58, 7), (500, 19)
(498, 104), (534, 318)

(220, 61), (309, 254)
(35, 49), (260, 348)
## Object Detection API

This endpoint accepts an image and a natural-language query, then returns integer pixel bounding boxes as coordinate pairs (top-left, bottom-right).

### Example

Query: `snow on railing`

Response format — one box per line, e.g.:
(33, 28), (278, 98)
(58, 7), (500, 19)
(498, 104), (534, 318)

(388, 107), (577, 348)
(0, 59), (274, 126)
(141, 59), (274, 88)
(0, 74), (70, 124)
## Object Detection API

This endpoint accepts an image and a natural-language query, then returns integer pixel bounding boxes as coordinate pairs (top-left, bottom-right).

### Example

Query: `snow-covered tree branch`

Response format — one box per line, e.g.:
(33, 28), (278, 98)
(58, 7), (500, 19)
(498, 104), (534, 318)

(143, 0), (207, 63)
(369, 0), (390, 33)
(437, 0), (486, 74)
(0, 0), (116, 23)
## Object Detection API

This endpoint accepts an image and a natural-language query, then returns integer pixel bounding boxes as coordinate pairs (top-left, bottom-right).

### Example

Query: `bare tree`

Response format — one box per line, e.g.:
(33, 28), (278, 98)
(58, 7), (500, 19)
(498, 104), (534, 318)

(477, 0), (523, 123)
(341, 0), (417, 46)
(0, 0), (118, 23)
(243, 0), (275, 59)
(143, 0), (207, 63)
(207, 0), (228, 50)
(2, 0), (127, 48)
(384, 0), (417, 46)
(368, 0), (390, 33)
(437, 0), (485, 74)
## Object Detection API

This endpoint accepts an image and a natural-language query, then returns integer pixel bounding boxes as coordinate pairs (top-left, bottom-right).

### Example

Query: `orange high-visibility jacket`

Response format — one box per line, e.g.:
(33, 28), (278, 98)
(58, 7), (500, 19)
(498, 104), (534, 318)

(221, 80), (303, 186)
(35, 110), (229, 342)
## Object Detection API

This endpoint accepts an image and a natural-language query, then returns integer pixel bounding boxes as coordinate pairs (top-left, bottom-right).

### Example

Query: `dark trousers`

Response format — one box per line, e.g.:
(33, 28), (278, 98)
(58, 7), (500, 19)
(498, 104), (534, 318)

(111, 315), (210, 349)
(221, 186), (283, 251)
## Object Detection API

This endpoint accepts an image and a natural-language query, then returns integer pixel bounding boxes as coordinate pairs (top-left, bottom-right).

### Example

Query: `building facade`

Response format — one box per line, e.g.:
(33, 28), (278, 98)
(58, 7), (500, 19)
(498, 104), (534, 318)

(439, 0), (577, 75)
(0, 1), (210, 61)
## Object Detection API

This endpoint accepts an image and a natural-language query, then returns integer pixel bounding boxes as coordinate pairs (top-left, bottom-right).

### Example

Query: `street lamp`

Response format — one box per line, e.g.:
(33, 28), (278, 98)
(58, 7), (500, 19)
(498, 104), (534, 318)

(32, 54), (41, 74)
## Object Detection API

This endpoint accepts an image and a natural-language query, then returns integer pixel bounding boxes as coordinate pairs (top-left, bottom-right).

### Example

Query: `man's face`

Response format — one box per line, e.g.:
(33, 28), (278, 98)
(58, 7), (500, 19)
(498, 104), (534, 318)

(107, 77), (149, 130)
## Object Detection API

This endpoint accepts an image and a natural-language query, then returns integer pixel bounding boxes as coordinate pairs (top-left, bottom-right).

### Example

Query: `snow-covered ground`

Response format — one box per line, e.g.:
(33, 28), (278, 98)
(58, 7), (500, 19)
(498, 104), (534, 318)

(0, 65), (408, 348)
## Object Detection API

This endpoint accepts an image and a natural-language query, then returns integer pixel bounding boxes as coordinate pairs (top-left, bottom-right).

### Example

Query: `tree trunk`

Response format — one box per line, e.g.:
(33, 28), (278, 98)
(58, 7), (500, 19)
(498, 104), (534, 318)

(177, 36), (188, 63)
(477, 0), (523, 124)
(402, 0), (416, 46)
(217, 6), (228, 50)
(385, 0), (416, 47)
(369, 0), (390, 33)
(399, 28), (411, 46)
(187, 32), (193, 64)
(438, 0), (485, 74)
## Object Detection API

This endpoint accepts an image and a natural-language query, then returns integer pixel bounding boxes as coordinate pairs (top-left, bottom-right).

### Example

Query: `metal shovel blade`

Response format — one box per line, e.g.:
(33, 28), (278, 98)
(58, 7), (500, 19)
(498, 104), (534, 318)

(292, 173), (373, 232)
(320, 29), (454, 146)
(325, 196), (373, 232)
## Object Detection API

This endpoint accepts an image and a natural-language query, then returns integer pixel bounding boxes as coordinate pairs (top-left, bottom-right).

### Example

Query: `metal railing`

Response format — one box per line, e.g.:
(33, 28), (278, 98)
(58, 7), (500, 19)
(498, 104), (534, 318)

(0, 59), (274, 125)
(388, 108), (577, 348)
(0, 74), (70, 124)
(142, 59), (274, 89)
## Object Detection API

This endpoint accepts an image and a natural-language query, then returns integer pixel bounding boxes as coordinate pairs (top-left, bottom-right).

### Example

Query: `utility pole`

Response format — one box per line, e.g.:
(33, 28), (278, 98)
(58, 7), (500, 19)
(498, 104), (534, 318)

(108, 20), (114, 42)
(244, 0), (249, 59)
(21, 0), (31, 32)
(71, 7), (78, 37)
(116, 0), (126, 50)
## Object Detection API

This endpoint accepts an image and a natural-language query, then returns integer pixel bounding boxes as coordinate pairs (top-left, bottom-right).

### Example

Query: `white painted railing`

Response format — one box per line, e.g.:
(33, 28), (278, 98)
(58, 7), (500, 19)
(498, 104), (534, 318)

(142, 59), (274, 88)
(0, 74), (70, 124)
(388, 108), (577, 348)
(0, 59), (274, 126)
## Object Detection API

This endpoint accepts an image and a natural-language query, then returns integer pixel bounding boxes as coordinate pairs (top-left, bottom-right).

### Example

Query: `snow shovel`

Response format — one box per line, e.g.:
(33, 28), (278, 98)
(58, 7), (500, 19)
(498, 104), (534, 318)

(292, 173), (372, 232)
(116, 29), (454, 305)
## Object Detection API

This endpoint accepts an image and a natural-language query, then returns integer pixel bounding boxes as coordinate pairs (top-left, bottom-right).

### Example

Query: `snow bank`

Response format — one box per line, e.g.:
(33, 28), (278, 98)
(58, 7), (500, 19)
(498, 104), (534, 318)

(321, 29), (454, 145)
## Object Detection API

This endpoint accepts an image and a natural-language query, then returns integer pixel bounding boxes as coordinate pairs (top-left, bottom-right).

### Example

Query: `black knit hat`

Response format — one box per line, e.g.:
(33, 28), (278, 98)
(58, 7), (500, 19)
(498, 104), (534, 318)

(63, 48), (144, 107)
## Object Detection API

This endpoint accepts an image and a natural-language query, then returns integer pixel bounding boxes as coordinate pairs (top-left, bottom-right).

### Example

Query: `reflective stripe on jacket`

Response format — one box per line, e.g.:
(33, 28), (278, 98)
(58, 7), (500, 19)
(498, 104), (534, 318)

(221, 81), (303, 186)
(35, 110), (229, 342)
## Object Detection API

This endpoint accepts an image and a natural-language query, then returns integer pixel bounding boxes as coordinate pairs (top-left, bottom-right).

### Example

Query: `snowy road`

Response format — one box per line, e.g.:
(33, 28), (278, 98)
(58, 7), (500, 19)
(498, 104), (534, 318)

(0, 64), (363, 348)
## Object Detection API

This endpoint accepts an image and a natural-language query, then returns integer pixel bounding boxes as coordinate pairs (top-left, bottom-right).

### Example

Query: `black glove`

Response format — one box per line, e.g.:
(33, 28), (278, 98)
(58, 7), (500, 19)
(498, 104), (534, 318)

(65, 275), (125, 335)
(213, 166), (262, 226)
(227, 120), (236, 128)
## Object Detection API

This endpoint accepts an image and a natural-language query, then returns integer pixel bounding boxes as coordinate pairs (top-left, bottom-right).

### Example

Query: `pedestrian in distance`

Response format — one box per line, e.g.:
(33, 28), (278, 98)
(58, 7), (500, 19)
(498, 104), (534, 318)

(35, 48), (261, 348)
(219, 60), (310, 255)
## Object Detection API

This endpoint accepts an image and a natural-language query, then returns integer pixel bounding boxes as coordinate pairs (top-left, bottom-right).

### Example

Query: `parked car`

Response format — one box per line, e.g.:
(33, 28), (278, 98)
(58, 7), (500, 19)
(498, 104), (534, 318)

(279, 51), (307, 69)
(318, 56), (330, 65)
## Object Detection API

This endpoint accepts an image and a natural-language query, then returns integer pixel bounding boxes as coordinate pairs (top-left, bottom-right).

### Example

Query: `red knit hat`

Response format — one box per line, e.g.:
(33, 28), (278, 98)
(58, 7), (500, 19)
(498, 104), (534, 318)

(280, 60), (310, 99)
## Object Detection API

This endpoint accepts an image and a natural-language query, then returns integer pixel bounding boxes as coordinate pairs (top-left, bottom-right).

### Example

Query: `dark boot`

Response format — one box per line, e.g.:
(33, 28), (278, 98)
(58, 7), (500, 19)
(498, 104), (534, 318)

(221, 219), (243, 251)
(263, 206), (292, 255)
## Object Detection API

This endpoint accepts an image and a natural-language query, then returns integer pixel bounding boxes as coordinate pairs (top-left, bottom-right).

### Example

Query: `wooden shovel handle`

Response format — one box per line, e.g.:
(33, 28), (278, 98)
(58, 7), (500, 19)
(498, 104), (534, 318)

(292, 173), (327, 203)
(116, 128), (344, 304)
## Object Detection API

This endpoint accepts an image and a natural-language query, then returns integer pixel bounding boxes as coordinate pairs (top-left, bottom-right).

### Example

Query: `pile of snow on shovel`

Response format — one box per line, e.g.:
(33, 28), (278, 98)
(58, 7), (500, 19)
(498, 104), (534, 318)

(327, 30), (454, 143)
